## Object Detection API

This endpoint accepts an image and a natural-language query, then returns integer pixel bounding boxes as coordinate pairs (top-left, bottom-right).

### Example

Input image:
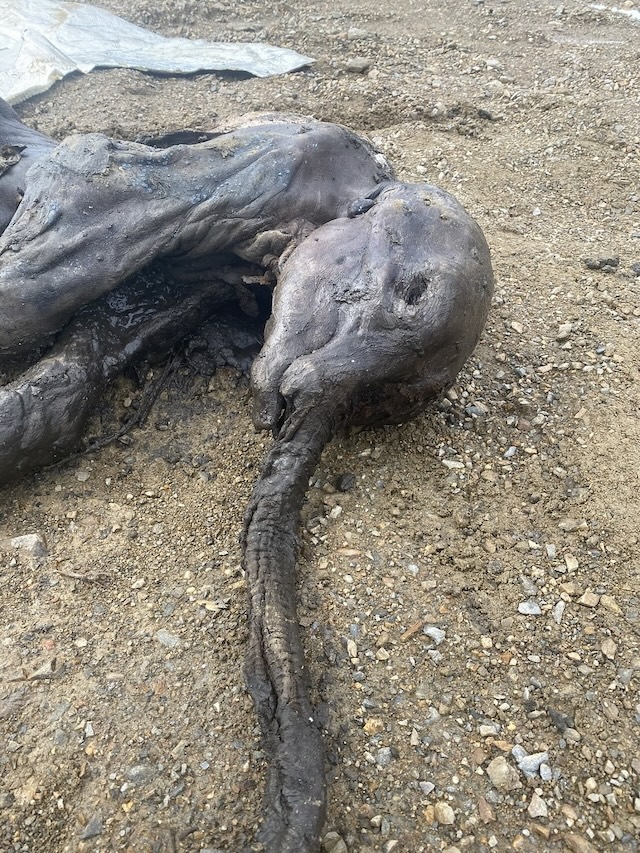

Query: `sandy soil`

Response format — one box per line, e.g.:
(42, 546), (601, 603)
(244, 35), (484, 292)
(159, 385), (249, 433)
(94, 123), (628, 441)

(1, 0), (639, 851)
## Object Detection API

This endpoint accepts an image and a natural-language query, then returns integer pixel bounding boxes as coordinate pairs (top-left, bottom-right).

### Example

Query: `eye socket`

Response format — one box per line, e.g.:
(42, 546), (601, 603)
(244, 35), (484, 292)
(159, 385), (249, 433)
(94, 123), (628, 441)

(398, 272), (430, 306)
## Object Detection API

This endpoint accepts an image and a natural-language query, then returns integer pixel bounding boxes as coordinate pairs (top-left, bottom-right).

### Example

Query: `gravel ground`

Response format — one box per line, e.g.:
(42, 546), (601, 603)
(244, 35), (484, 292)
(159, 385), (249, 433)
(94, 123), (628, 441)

(1, 0), (639, 851)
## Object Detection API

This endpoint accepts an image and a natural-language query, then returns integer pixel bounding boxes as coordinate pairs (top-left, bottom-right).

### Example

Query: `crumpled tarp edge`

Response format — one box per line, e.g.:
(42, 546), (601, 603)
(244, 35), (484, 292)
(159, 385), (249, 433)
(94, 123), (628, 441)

(0, 0), (314, 104)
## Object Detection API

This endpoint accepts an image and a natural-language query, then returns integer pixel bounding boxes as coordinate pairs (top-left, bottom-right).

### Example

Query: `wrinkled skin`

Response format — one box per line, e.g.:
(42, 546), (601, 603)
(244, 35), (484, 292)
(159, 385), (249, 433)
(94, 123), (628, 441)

(0, 114), (392, 355)
(253, 181), (493, 433)
(243, 180), (492, 851)
(0, 101), (493, 853)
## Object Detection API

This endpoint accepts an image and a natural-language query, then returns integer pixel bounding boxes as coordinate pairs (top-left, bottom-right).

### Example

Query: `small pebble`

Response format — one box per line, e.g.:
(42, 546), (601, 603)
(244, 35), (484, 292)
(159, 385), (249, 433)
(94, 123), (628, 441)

(434, 801), (456, 825)
(78, 814), (103, 840)
(423, 626), (446, 645)
(8, 533), (48, 560)
(518, 600), (541, 616)
(376, 747), (394, 767)
(517, 751), (549, 778)
(553, 600), (566, 624)
(617, 668), (634, 686)
(511, 745), (527, 763)
(556, 322), (573, 341)
(346, 57), (372, 73)
(600, 594), (622, 614)
(583, 256), (619, 272)
(578, 590), (600, 608)
(558, 518), (586, 532)
(363, 718), (384, 735)
(126, 764), (155, 784)
(478, 795), (495, 823)
(487, 756), (520, 791)
(564, 834), (599, 853)
(322, 832), (347, 853)
(528, 792), (548, 818)
(540, 762), (553, 781)
(335, 473), (355, 492)
(155, 628), (181, 649)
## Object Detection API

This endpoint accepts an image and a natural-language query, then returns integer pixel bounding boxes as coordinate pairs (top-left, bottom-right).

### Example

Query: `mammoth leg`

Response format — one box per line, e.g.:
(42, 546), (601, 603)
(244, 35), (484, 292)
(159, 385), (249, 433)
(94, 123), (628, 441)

(0, 267), (237, 485)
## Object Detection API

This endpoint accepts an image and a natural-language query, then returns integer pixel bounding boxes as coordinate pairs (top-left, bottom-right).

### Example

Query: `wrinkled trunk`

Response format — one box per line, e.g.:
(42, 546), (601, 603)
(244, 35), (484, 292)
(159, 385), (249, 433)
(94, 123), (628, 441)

(243, 411), (336, 852)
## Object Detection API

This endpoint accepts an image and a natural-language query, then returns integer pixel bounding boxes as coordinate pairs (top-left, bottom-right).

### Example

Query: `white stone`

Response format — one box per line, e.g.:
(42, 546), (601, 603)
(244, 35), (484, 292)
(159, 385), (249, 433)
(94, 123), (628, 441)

(528, 792), (548, 818)
(434, 801), (456, 825)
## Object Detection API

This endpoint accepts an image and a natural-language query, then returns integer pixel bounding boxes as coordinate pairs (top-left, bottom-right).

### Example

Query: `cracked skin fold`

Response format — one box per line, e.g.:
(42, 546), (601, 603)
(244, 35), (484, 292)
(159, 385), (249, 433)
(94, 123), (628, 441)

(0, 100), (493, 852)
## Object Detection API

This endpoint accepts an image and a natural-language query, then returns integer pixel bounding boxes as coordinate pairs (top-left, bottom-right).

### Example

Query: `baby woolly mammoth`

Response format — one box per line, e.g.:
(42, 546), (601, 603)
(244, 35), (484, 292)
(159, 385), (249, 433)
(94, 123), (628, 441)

(245, 181), (492, 851)
(0, 100), (493, 852)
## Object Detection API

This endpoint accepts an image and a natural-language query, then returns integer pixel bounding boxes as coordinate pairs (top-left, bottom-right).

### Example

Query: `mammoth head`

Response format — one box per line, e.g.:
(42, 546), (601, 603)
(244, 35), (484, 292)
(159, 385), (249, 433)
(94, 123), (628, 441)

(251, 182), (494, 434)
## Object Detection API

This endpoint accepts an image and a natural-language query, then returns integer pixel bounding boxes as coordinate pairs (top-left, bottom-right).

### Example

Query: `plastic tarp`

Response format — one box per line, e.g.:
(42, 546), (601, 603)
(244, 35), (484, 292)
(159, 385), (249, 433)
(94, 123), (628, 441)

(591, 4), (640, 22)
(0, 0), (314, 104)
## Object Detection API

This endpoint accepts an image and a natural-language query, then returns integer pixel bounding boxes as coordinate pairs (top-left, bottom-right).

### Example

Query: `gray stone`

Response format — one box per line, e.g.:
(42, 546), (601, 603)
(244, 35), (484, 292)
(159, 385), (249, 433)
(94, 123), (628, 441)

(155, 628), (181, 648)
(423, 626), (446, 645)
(126, 764), (155, 784)
(540, 762), (553, 781)
(322, 832), (348, 853)
(528, 792), (548, 818)
(376, 747), (394, 767)
(518, 600), (541, 615)
(517, 750), (549, 778)
(346, 57), (372, 73)
(8, 533), (48, 559)
(79, 814), (103, 840)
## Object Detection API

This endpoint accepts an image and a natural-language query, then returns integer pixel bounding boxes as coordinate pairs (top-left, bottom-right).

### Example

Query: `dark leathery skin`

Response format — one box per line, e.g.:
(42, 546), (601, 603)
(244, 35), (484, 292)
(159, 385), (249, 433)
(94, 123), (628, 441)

(252, 181), (494, 433)
(0, 100), (494, 853)
(0, 99), (55, 234)
(0, 267), (236, 484)
(0, 115), (392, 355)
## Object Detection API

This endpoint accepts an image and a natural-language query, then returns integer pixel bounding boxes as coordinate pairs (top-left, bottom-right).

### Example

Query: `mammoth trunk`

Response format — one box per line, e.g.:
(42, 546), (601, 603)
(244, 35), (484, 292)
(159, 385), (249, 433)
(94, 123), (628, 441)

(242, 411), (334, 852)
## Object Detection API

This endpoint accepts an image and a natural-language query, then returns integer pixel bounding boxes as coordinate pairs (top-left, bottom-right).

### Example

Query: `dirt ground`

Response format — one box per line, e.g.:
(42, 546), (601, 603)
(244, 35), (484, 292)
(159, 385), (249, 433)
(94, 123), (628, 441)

(1, 0), (639, 851)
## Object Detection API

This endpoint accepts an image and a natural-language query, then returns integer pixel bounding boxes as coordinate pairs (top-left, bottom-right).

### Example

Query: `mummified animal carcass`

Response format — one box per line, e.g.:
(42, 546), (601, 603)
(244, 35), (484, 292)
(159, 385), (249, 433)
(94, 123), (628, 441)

(0, 99), (493, 851)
